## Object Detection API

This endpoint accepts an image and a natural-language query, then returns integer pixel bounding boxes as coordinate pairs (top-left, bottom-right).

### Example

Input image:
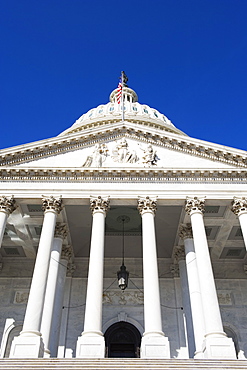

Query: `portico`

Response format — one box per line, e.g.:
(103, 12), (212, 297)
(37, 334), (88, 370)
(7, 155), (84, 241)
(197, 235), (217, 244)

(0, 79), (246, 360)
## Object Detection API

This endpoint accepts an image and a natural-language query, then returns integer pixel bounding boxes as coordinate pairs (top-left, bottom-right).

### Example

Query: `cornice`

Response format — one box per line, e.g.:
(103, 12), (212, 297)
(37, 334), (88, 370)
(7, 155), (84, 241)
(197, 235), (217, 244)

(0, 121), (247, 168)
(0, 167), (246, 184)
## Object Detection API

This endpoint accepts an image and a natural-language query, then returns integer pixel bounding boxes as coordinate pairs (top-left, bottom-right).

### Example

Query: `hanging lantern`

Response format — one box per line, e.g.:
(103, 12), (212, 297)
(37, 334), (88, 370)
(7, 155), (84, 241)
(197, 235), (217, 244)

(117, 215), (129, 290)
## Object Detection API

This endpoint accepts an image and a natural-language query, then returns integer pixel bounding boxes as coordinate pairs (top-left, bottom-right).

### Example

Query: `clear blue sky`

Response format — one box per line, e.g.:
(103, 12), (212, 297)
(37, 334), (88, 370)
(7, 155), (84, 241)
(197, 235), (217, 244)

(1, 0), (247, 151)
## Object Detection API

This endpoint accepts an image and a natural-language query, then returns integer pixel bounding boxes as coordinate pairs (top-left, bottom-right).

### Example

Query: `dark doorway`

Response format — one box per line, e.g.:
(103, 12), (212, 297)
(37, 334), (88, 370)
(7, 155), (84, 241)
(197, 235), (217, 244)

(105, 321), (141, 358)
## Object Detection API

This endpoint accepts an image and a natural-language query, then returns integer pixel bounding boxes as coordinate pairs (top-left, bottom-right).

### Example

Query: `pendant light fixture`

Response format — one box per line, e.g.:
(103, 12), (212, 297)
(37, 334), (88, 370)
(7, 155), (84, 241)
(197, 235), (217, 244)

(117, 215), (129, 290)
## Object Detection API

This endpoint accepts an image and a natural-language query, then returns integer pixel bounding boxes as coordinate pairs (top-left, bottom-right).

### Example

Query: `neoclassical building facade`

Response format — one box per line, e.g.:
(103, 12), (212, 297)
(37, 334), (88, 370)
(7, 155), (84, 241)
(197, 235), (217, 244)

(0, 81), (246, 360)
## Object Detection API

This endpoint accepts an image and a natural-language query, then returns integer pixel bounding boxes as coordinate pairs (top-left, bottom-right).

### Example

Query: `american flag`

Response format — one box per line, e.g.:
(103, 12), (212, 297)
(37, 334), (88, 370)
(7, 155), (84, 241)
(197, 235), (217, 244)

(117, 76), (122, 104)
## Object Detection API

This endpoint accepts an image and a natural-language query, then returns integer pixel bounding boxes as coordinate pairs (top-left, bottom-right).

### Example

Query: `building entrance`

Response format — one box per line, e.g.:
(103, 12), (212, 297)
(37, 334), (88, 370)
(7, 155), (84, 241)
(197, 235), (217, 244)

(105, 321), (141, 358)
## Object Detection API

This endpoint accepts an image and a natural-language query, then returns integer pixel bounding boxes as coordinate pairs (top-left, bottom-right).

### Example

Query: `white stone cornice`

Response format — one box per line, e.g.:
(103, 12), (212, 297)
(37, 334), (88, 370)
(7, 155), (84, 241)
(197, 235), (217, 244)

(0, 167), (247, 184)
(0, 122), (247, 168)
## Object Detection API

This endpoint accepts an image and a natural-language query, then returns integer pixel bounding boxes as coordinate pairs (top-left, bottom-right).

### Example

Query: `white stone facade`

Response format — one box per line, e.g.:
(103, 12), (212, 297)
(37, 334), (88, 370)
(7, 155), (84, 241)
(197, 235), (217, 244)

(0, 81), (246, 360)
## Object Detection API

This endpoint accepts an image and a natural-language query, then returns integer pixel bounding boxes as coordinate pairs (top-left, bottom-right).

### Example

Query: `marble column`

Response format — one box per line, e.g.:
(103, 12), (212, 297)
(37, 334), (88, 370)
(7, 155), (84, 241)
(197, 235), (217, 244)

(137, 196), (170, 359)
(50, 245), (73, 358)
(10, 196), (62, 358)
(0, 196), (16, 246)
(76, 196), (110, 358)
(173, 245), (193, 359)
(231, 197), (247, 250)
(185, 197), (236, 359)
(179, 224), (205, 359)
(41, 224), (68, 357)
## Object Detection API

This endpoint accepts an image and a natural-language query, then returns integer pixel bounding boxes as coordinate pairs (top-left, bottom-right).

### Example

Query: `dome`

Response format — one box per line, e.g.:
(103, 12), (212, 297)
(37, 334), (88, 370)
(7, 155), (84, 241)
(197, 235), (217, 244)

(58, 84), (186, 137)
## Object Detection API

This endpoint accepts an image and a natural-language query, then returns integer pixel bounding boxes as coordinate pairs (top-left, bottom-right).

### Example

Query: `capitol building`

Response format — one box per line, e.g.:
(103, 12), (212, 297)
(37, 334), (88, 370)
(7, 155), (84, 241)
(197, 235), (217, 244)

(0, 77), (246, 367)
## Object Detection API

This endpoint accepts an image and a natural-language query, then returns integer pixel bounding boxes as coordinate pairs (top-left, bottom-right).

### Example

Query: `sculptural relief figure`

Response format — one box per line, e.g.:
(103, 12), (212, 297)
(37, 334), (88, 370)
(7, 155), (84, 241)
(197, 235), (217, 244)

(112, 138), (138, 163)
(82, 143), (108, 167)
(141, 144), (158, 166)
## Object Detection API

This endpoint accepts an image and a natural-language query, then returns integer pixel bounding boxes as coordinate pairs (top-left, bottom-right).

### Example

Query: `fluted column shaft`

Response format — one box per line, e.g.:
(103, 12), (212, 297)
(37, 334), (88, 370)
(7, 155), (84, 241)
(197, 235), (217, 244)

(76, 196), (109, 359)
(21, 197), (62, 335)
(232, 197), (247, 250)
(138, 198), (162, 335)
(0, 196), (16, 246)
(83, 196), (109, 334)
(185, 198), (224, 337)
(179, 225), (205, 358)
(41, 224), (68, 356)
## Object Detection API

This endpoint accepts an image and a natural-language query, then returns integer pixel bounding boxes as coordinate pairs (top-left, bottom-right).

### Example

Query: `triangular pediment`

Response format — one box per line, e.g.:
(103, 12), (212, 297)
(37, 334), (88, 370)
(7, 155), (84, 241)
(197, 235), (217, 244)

(0, 121), (246, 171)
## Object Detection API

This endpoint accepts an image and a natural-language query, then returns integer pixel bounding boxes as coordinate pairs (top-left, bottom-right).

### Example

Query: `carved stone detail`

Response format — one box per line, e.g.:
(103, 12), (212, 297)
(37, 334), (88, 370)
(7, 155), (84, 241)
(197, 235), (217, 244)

(102, 290), (144, 305)
(231, 196), (247, 216)
(54, 224), (67, 239)
(0, 196), (16, 214)
(179, 223), (193, 240)
(141, 144), (158, 167)
(137, 196), (157, 216)
(112, 138), (138, 163)
(244, 264), (247, 275)
(185, 196), (205, 215)
(67, 262), (76, 277)
(61, 245), (73, 261)
(170, 264), (179, 277)
(42, 196), (62, 214)
(173, 246), (185, 263)
(90, 196), (110, 214)
(83, 143), (108, 167)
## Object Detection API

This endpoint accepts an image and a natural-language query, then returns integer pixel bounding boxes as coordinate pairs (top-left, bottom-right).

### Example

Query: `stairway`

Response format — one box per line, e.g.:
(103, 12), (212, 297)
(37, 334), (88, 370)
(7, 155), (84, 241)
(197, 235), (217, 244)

(0, 359), (246, 369)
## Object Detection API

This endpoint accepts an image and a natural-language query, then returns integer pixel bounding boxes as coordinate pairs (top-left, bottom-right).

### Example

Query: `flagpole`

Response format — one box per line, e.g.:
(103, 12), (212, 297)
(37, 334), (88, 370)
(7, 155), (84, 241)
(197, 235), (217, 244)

(121, 71), (124, 122)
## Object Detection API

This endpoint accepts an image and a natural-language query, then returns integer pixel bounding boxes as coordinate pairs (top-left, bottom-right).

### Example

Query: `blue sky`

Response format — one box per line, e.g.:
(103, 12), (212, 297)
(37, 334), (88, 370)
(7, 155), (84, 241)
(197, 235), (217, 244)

(1, 0), (247, 151)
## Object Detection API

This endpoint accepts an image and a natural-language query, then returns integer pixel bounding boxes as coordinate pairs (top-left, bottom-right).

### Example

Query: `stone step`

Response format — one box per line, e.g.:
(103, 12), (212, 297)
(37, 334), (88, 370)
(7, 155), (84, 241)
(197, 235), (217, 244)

(0, 359), (246, 370)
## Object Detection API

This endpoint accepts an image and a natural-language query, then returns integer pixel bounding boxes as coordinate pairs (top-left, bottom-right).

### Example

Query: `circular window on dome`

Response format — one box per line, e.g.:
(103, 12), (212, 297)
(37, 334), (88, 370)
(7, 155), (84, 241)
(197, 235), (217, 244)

(144, 109), (148, 114)
(132, 107), (137, 111)
(109, 107), (114, 112)
(98, 109), (103, 114)
(154, 112), (158, 118)
(89, 113), (93, 117)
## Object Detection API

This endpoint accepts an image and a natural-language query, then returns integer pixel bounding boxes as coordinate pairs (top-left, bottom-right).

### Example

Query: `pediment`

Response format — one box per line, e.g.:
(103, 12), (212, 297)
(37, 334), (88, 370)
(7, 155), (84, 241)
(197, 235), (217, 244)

(0, 122), (246, 171)
(10, 137), (240, 170)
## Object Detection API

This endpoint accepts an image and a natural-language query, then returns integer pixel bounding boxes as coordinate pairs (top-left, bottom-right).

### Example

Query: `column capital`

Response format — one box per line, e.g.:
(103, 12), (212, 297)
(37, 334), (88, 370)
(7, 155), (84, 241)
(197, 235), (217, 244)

(231, 196), (247, 216)
(172, 245), (185, 264)
(185, 196), (205, 215)
(54, 224), (67, 239)
(179, 223), (193, 240)
(61, 245), (73, 261)
(137, 196), (157, 216)
(0, 196), (17, 215)
(67, 262), (76, 276)
(90, 196), (110, 215)
(42, 196), (62, 214)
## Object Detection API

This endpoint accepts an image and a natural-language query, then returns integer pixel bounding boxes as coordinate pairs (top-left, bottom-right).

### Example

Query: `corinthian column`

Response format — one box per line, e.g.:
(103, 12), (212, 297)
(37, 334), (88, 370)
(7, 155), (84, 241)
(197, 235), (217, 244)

(76, 196), (110, 358)
(0, 196), (16, 246)
(179, 224), (205, 358)
(41, 224), (67, 357)
(185, 197), (236, 359)
(231, 197), (247, 250)
(10, 196), (62, 358)
(137, 196), (170, 359)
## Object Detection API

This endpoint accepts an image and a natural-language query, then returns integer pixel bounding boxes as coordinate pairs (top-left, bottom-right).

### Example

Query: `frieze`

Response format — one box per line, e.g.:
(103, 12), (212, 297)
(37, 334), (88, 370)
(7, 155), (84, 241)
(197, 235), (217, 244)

(0, 125), (247, 169)
(103, 290), (144, 305)
(0, 167), (247, 184)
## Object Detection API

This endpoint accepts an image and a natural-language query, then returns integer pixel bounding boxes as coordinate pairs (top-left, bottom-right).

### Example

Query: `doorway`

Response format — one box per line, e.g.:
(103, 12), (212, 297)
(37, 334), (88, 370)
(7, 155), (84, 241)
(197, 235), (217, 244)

(105, 321), (141, 358)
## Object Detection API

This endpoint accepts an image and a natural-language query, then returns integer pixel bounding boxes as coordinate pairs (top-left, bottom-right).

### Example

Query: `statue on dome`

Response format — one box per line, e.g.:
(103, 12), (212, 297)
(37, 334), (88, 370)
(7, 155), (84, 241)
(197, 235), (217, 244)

(82, 143), (108, 167)
(112, 138), (138, 163)
(141, 144), (158, 167)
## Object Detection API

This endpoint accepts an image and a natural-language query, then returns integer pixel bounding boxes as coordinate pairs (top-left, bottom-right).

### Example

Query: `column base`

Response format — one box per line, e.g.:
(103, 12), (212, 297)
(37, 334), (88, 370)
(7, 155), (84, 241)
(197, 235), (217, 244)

(140, 332), (170, 359)
(202, 334), (236, 359)
(9, 334), (44, 358)
(76, 332), (105, 358)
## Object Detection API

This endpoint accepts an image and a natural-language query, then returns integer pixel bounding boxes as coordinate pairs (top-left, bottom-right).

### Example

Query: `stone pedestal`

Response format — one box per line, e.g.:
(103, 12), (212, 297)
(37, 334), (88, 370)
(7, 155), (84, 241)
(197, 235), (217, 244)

(10, 335), (44, 359)
(76, 333), (105, 358)
(140, 333), (170, 359)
